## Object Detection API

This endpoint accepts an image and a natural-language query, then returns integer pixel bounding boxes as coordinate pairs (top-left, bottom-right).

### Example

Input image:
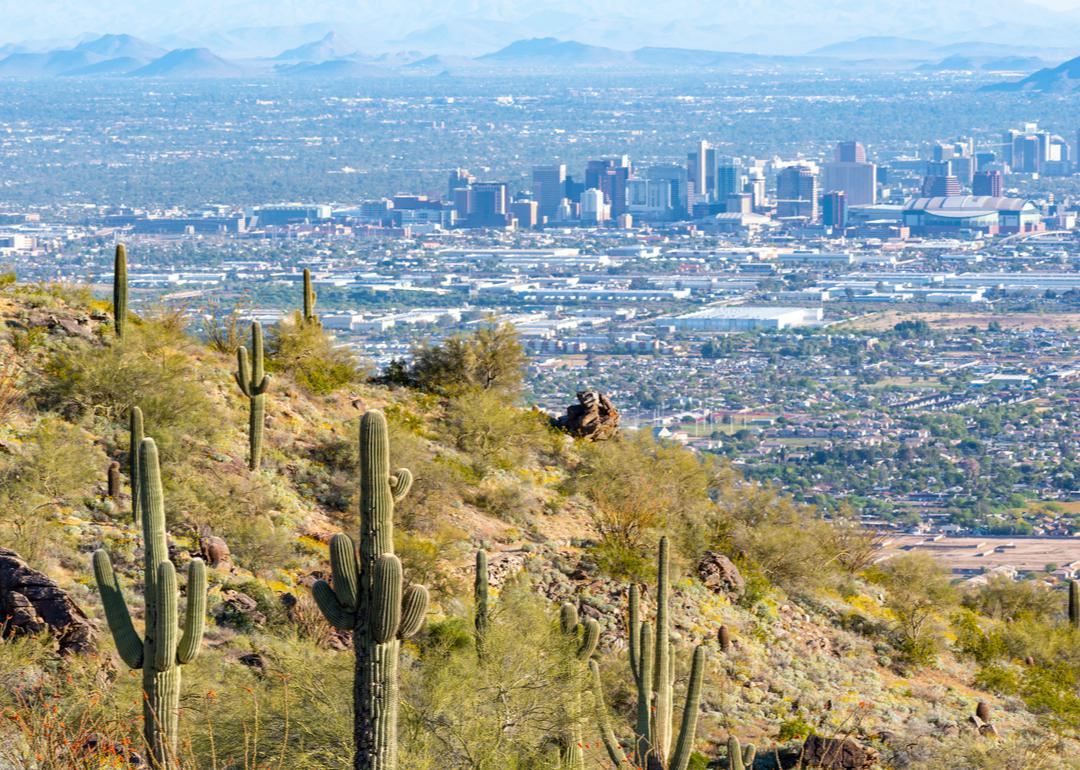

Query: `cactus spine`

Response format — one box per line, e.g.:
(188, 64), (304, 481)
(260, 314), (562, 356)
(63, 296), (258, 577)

(234, 321), (270, 470)
(558, 602), (600, 770)
(593, 536), (706, 770)
(130, 406), (144, 525)
(1070, 580), (1079, 629)
(311, 411), (428, 770)
(302, 268), (320, 327)
(474, 549), (489, 660)
(113, 243), (128, 339)
(93, 438), (207, 766)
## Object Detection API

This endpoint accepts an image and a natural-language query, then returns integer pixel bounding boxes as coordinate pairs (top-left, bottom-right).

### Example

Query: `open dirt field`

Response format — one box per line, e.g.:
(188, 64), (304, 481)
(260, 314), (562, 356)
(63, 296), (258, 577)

(842, 311), (1080, 332)
(877, 533), (1080, 575)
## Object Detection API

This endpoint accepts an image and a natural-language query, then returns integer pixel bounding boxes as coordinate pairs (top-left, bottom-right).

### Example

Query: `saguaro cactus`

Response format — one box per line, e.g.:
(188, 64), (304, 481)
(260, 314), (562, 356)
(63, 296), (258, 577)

(726, 736), (756, 770)
(592, 536), (706, 770)
(1070, 580), (1079, 629)
(558, 602), (600, 770)
(312, 411), (429, 770)
(107, 461), (121, 501)
(129, 406), (144, 525)
(302, 268), (320, 327)
(474, 549), (489, 660)
(234, 321), (270, 470)
(93, 438), (207, 766)
(113, 243), (128, 339)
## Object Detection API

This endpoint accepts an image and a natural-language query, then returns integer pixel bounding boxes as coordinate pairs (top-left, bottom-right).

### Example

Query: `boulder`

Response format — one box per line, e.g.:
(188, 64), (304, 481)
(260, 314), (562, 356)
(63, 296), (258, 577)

(213, 589), (266, 629)
(697, 551), (745, 598)
(801, 735), (879, 769)
(0, 547), (96, 655)
(199, 536), (231, 568)
(553, 390), (620, 441)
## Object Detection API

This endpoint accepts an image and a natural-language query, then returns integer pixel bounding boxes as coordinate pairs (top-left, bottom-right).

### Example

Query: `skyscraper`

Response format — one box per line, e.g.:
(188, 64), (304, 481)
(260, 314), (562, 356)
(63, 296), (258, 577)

(466, 182), (509, 228)
(531, 164), (567, 222)
(972, 170), (1003, 197)
(776, 165), (818, 221)
(921, 160), (962, 197)
(448, 168), (474, 199)
(585, 157), (631, 218)
(645, 164), (689, 216)
(822, 190), (847, 229)
(580, 188), (608, 224)
(823, 140), (877, 206)
(715, 157), (742, 199)
(687, 141), (717, 201)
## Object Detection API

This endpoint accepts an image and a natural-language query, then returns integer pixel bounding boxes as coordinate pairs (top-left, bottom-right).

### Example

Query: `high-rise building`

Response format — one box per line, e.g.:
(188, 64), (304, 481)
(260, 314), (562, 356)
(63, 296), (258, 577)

(510, 199), (539, 229)
(1012, 134), (1043, 173)
(580, 188), (608, 224)
(531, 164), (567, 222)
(726, 193), (752, 214)
(448, 168), (474, 199)
(775, 165), (818, 221)
(687, 141), (717, 201)
(626, 178), (674, 220)
(822, 190), (847, 229)
(464, 182), (509, 228)
(836, 141), (867, 164)
(585, 157), (631, 218)
(921, 160), (962, 197)
(747, 168), (767, 210)
(715, 157), (742, 199)
(972, 170), (1003, 197)
(644, 164), (689, 216)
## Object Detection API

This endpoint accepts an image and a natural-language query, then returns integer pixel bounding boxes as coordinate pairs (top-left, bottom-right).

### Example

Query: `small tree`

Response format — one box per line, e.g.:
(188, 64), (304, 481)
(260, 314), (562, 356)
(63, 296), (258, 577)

(407, 322), (525, 397)
(873, 553), (957, 666)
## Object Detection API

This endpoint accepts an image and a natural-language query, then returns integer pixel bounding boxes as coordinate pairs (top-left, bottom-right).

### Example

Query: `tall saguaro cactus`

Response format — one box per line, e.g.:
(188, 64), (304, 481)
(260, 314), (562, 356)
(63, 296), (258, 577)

(592, 537), (706, 770)
(302, 268), (320, 327)
(474, 549), (489, 660)
(234, 321), (270, 470)
(113, 243), (128, 339)
(93, 438), (207, 767)
(1070, 580), (1079, 629)
(557, 602), (600, 770)
(129, 406), (144, 525)
(311, 411), (429, 770)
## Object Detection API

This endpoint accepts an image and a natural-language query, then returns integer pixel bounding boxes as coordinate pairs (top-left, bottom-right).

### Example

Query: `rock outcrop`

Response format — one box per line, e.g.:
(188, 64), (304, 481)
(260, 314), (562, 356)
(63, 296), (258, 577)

(0, 547), (96, 655)
(553, 390), (620, 441)
(801, 735), (879, 770)
(697, 550), (745, 599)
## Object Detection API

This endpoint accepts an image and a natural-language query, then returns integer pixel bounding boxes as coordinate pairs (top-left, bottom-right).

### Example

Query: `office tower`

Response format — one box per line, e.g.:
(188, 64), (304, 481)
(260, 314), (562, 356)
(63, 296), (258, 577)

(1012, 134), (1043, 173)
(952, 156), (975, 185)
(747, 168), (767, 210)
(932, 143), (955, 162)
(510, 199), (538, 229)
(776, 165), (818, 221)
(822, 190), (847, 229)
(975, 152), (996, 171)
(836, 141), (867, 163)
(466, 182), (509, 227)
(645, 164), (689, 216)
(1001, 129), (1020, 166)
(715, 157), (742, 199)
(726, 193), (752, 214)
(585, 157), (631, 218)
(921, 160), (961, 197)
(452, 187), (472, 219)
(823, 140), (876, 206)
(531, 164), (567, 221)
(448, 168), (474, 199)
(687, 140), (718, 201)
(564, 175), (585, 204)
(626, 178), (673, 220)
(972, 170), (1003, 197)
(580, 188), (608, 224)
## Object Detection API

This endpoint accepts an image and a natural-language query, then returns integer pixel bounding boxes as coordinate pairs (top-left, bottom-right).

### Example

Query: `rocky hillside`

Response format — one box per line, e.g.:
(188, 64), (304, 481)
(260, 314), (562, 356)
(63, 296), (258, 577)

(0, 278), (1075, 770)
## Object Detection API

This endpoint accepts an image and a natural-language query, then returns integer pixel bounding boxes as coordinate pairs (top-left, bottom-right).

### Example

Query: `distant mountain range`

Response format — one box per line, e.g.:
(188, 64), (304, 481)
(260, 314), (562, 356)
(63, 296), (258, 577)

(0, 31), (1068, 81)
(982, 54), (1080, 92)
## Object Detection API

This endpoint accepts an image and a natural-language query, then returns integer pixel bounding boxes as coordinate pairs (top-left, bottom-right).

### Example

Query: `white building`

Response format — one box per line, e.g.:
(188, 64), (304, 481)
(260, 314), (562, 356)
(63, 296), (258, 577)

(672, 305), (823, 331)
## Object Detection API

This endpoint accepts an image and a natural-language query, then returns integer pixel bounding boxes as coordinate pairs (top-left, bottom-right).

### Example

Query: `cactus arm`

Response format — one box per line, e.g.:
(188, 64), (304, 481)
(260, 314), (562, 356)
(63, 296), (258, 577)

(176, 558), (206, 665)
(578, 618), (599, 660)
(251, 322), (265, 381)
(252, 375), (270, 396)
(139, 439), (168, 596)
(653, 537), (673, 763)
(560, 603), (579, 635)
(154, 561), (179, 672)
(669, 645), (706, 770)
(92, 549), (144, 669)
(398, 585), (428, 639)
(313, 580), (356, 630)
(628, 584), (641, 681)
(235, 347), (252, 397)
(329, 533), (360, 609)
(390, 469), (413, 502)
(635, 621), (654, 766)
(589, 660), (628, 769)
(743, 744), (756, 768)
(474, 550), (489, 659)
(129, 406), (144, 526)
(372, 555), (403, 644)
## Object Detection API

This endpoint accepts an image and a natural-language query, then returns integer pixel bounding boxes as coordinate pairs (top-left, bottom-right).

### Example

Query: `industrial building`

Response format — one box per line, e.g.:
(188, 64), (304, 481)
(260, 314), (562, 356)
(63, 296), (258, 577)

(902, 196), (1042, 235)
(672, 305), (823, 331)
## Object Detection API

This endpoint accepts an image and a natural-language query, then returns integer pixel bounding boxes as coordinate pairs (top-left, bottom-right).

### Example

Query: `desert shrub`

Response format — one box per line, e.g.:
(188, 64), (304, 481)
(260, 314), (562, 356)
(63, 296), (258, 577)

(401, 580), (587, 770)
(266, 312), (364, 395)
(896, 734), (1076, 770)
(167, 464), (300, 574)
(867, 553), (958, 667)
(962, 574), (1059, 622)
(403, 322), (525, 397)
(35, 315), (220, 458)
(439, 389), (551, 473)
(0, 417), (104, 563)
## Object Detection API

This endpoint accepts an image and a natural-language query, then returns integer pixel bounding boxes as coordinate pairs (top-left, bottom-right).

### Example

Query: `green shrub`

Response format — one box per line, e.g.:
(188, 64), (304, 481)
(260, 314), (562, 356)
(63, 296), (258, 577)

(266, 313), (364, 395)
(403, 322), (525, 397)
(439, 389), (551, 473)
